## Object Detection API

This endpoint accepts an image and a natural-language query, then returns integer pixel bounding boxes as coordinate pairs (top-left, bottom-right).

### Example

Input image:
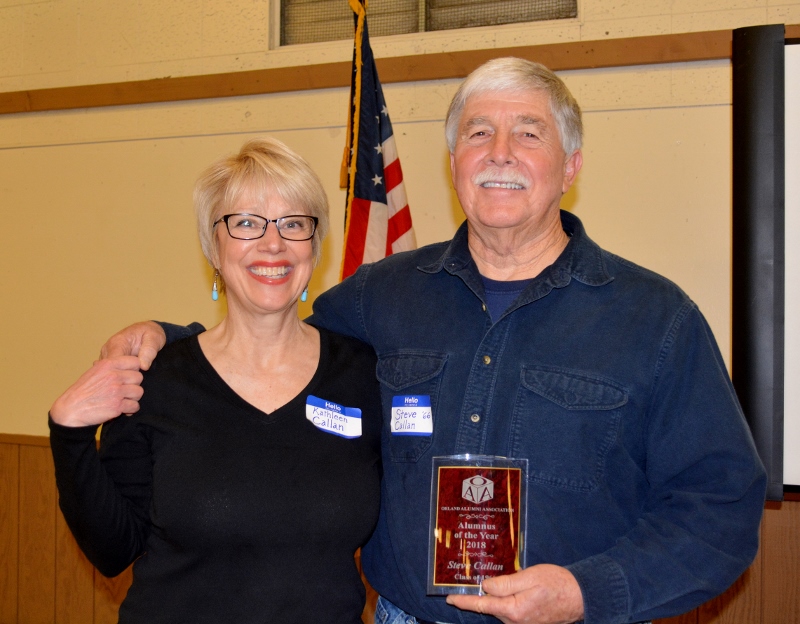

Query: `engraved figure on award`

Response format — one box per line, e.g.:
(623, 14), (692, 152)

(427, 455), (527, 595)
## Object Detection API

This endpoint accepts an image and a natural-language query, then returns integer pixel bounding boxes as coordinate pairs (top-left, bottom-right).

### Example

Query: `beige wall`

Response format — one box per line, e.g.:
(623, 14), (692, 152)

(1, 0), (799, 436)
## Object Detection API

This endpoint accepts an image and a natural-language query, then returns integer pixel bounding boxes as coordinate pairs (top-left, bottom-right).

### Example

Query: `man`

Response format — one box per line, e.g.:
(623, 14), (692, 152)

(102, 58), (766, 624)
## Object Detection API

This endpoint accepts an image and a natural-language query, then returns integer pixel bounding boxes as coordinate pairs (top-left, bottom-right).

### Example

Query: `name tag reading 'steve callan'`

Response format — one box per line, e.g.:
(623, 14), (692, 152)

(391, 395), (433, 436)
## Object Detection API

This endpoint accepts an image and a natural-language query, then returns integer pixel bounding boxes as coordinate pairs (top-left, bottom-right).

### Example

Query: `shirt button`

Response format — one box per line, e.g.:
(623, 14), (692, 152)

(470, 414), (481, 423)
(483, 355), (491, 365)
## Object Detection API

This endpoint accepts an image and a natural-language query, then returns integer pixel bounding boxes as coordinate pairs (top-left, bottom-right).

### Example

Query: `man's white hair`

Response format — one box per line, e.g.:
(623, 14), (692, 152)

(445, 57), (583, 156)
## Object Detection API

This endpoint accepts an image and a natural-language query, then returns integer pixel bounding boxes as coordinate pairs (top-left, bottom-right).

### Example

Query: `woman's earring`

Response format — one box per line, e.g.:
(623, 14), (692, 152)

(300, 287), (308, 303)
(212, 270), (219, 301)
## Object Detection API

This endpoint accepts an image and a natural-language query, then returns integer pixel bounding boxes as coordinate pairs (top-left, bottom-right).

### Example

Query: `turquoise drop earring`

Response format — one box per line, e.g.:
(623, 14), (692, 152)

(212, 270), (219, 301)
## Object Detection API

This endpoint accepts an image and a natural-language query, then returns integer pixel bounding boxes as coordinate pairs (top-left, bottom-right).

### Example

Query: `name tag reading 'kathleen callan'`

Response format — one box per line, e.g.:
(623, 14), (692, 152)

(305, 395), (362, 438)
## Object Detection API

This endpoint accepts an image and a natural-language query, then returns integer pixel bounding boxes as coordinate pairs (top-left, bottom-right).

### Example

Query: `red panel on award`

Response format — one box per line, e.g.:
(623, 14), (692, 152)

(427, 456), (527, 595)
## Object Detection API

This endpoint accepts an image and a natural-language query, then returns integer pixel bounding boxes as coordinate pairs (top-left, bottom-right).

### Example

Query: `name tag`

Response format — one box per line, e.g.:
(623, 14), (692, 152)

(306, 395), (362, 438)
(391, 395), (433, 436)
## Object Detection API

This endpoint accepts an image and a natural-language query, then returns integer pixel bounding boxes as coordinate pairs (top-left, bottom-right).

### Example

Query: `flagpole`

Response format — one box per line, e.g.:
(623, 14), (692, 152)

(340, 0), (367, 281)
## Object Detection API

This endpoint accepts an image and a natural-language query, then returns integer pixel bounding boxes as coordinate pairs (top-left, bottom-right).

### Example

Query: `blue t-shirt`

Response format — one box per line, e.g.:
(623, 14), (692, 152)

(481, 275), (533, 323)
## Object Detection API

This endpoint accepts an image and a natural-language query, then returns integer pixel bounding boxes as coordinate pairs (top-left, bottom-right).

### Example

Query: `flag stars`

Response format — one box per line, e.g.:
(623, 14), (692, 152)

(372, 174), (383, 186)
(381, 105), (388, 116)
(374, 144), (383, 155)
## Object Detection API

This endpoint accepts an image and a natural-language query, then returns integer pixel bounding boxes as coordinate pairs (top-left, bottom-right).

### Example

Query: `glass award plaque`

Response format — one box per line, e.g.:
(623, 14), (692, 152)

(427, 455), (527, 595)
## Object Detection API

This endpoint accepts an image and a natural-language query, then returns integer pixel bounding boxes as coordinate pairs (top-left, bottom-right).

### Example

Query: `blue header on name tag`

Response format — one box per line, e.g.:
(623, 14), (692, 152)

(391, 395), (432, 408)
(307, 395), (362, 418)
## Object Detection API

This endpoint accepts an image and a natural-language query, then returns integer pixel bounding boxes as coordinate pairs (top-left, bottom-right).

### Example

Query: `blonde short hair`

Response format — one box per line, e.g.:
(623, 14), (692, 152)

(194, 137), (330, 268)
(445, 57), (583, 157)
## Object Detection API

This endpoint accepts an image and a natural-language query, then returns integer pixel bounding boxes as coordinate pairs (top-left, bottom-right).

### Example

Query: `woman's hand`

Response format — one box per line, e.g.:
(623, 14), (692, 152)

(50, 356), (144, 427)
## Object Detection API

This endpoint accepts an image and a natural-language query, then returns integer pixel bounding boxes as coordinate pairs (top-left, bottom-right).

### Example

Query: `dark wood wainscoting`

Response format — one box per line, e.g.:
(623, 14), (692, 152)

(1, 434), (797, 623)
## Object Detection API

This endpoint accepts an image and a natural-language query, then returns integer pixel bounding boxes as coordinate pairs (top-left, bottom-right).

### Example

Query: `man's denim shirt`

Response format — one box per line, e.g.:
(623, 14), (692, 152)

(306, 212), (767, 624)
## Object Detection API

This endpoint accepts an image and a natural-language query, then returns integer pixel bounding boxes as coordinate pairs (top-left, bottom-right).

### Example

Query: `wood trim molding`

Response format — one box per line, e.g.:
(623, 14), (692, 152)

(0, 433), (50, 447)
(0, 25), (796, 116)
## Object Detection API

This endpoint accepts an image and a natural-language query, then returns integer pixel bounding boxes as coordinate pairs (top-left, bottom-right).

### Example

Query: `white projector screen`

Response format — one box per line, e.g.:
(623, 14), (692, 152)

(785, 42), (800, 486)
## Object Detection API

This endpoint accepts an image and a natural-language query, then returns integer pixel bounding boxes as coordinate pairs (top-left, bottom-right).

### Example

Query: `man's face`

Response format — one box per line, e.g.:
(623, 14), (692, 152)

(450, 89), (581, 237)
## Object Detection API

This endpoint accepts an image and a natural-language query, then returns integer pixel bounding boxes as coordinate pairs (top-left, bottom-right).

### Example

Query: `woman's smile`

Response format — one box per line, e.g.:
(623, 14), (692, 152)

(248, 263), (291, 280)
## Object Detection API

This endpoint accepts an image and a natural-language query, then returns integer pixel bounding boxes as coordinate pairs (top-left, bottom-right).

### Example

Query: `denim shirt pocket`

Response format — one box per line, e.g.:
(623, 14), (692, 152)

(376, 351), (448, 463)
(510, 365), (628, 492)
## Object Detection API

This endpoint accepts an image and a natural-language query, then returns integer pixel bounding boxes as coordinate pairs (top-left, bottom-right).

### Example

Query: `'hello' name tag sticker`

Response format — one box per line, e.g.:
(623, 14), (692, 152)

(391, 395), (433, 436)
(306, 395), (362, 438)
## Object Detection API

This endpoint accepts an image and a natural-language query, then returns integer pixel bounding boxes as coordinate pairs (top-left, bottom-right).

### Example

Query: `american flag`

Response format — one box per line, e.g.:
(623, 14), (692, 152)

(340, 0), (416, 280)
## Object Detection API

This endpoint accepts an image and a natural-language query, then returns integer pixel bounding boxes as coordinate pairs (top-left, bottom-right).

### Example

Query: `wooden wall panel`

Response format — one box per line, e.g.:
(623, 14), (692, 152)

(698, 564), (762, 623)
(1, 434), (799, 624)
(93, 568), (132, 624)
(18, 445), (56, 624)
(762, 501), (800, 622)
(658, 611), (698, 624)
(0, 443), (20, 623)
(55, 512), (95, 624)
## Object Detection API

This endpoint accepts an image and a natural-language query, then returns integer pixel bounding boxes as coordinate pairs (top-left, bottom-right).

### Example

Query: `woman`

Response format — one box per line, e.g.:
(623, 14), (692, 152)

(49, 138), (382, 623)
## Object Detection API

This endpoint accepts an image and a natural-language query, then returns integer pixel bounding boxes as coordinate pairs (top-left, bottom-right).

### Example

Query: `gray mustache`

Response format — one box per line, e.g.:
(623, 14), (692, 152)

(472, 169), (531, 187)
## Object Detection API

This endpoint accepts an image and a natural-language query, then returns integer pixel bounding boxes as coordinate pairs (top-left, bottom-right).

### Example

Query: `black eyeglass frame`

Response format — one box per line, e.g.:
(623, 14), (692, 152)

(212, 213), (319, 241)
